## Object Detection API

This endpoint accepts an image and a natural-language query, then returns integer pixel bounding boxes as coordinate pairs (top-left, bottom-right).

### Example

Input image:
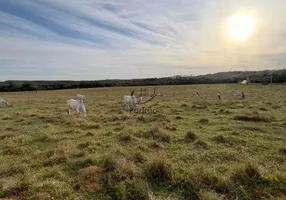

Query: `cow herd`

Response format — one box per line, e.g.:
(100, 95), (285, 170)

(0, 90), (246, 118)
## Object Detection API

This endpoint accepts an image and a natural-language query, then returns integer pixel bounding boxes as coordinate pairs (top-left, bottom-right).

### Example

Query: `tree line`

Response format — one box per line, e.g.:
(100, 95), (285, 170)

(1, 69), (285, 92)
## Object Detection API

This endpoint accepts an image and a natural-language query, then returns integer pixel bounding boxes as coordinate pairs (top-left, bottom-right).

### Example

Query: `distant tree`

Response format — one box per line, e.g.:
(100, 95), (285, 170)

(22, 83), (37, 91)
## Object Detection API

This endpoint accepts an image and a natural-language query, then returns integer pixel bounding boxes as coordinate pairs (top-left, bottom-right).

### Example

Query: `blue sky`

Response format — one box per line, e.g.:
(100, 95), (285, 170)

(0, 0), (285, 80)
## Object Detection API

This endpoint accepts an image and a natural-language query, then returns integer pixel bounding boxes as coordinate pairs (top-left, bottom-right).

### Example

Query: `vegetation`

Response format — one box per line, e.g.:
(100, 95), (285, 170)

(1, 69), (286, 92)
(0, 84), (286, 199)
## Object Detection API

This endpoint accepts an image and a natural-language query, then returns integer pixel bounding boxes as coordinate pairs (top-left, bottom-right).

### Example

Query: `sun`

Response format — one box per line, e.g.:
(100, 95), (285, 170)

(227, 13), (255, 41)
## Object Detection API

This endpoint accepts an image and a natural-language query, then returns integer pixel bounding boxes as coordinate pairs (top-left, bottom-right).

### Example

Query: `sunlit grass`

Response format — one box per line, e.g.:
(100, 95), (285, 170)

(0, 84), (286, 199)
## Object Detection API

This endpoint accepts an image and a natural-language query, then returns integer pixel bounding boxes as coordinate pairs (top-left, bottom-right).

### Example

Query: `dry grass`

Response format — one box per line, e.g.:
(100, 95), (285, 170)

(0, 84), (286, 199)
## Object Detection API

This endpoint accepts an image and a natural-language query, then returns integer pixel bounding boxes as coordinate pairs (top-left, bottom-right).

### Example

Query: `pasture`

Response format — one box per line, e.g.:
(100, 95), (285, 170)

(0, 84), (285, 200)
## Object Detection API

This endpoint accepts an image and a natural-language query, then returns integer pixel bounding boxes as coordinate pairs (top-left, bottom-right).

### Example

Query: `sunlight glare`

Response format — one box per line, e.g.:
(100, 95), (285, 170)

(228, 13), (255, 41)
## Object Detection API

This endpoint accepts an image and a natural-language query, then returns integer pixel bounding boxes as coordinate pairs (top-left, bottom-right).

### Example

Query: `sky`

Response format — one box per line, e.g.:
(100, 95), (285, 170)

(0, 0), (285, 80)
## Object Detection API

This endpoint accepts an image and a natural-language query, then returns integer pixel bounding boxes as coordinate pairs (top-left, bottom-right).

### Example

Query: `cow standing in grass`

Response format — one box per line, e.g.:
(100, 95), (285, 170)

(0, 97), (9, 107)
(67, 99), (87, 117)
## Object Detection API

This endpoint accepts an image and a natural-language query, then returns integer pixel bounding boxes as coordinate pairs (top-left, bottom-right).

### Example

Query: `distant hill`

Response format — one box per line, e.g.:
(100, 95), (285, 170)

(1, 69), (285, 92)
(195, 69), (286, 83)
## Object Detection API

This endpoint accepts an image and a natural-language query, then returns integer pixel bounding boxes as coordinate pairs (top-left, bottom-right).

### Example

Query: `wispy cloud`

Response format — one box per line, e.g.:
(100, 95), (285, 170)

(0, 0), (286, 80)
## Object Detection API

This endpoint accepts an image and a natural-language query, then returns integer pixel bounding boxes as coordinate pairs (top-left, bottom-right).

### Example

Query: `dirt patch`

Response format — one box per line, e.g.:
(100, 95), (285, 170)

(78, 166), (104, 192)
(82, 180), (99, 191)
(80, 166), (104, 174)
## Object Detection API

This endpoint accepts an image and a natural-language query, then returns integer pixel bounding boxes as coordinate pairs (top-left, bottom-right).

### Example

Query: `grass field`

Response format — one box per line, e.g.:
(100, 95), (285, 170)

(0, 84), (286, 200)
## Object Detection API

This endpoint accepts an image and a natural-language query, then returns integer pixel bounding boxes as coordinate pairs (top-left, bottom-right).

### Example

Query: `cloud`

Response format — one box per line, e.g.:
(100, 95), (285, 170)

(0, 0), (286, 80)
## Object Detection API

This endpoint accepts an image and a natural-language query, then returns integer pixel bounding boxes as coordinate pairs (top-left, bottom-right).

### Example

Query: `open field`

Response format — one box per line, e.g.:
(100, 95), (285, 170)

(0, 84), (286, 200)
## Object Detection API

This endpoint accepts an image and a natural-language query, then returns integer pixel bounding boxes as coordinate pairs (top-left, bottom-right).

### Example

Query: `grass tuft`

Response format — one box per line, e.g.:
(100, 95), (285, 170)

(119, 133), (133, 143)
(43, 156), (67, 167)
(199, 118), (209, 124)
(278, 148), (286, 154)
(145, 125), (171, 143)
(194, 140), (209, 149)
(175, 116), (183, 120)
(145, 157), (172, 183)
(2, 179), (30, 197)
(184, 131), (198, 142)
(234, 112), (272, 122)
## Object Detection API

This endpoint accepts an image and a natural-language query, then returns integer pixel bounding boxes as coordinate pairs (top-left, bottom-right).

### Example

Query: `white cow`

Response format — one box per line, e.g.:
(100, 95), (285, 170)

(0, 97), (9, 107)
(67, 99), (86, 117)
(75, 94), (86, 102)
(123, 95), (142, 109)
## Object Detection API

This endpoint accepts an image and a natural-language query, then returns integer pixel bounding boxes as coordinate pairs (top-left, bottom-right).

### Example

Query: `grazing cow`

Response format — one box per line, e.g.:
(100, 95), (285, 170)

(75, 94), (86, 102)
(123, 95), (142, 109)
(67, 99), (86, 117)
(0, 97), (9, 107)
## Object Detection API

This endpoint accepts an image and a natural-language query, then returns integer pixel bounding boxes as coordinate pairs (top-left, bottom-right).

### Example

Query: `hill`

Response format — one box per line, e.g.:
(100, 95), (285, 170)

(1, 69), (285, 92)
